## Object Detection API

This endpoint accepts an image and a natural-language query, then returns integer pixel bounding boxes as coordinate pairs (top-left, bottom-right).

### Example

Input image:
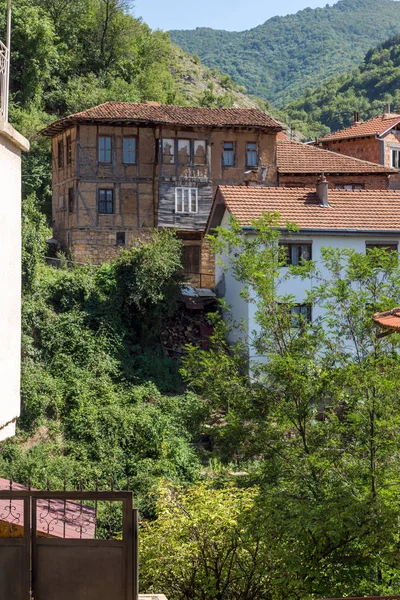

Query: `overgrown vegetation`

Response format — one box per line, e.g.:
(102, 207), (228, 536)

(171, 0), (400, 107)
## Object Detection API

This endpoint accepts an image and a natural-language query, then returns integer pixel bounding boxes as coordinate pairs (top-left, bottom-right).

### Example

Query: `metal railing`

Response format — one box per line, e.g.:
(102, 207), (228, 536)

(0, 40), (9, 121)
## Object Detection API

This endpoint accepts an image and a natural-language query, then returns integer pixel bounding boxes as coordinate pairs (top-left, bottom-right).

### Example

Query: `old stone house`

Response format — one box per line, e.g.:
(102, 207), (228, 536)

(277, 139), (396, 189)
(42, 102), (282, 286)
(317, 108), (400, 189)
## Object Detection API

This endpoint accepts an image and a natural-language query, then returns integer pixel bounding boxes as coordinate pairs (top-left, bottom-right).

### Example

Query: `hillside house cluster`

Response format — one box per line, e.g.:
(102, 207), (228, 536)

(43, 102), (400, 344)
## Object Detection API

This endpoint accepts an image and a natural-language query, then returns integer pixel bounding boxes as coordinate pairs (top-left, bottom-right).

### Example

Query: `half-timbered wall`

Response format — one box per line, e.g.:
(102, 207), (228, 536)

(51, 122), (278, 270)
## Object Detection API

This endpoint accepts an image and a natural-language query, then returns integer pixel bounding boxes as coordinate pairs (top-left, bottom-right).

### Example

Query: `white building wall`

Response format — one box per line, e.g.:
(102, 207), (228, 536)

(216, 209), (400, 354)
(0, 121), (29, 441)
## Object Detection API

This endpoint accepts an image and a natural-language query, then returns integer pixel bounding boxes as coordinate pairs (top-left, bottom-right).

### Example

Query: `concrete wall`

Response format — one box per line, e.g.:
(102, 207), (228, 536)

(0, 120), (29, 441)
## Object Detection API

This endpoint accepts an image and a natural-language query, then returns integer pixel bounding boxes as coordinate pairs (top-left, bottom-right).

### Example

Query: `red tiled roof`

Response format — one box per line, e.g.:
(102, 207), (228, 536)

(277, 131), (289, 141)
(277, 140), (396, 174)
(0, 478), (95, 539)
(215, 186), (400, 231)
(373, 308), (400, 331)
(320, 113), (400, 142)
(41, 101), (283, 136)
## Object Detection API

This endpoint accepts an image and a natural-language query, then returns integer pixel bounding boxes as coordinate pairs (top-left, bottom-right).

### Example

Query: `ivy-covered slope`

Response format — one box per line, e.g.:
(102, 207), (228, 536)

(170, 0), (400, 107)
(284, 34), (400, 139)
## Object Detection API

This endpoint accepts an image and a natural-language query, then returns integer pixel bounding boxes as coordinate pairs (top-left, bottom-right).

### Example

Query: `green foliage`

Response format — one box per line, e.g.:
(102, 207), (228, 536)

(21, 193), (51, 292)
(285, 34), (400, 137)
(141, 482), (276, 600)
(181, 220), (400, 597)
(171, 0), (400, 107)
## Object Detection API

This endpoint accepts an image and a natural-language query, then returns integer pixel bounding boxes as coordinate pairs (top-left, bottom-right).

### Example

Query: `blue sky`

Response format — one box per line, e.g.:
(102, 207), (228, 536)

(134, 0), (337, 32)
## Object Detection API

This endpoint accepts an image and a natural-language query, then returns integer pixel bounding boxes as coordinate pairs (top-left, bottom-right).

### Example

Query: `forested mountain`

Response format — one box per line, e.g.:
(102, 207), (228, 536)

(170, 0), (400, 107)
(284, 34), (400, 138)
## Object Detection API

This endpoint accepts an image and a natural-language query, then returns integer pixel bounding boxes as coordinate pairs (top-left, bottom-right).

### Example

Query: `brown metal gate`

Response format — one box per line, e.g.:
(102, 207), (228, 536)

(0, 489), (138, 600)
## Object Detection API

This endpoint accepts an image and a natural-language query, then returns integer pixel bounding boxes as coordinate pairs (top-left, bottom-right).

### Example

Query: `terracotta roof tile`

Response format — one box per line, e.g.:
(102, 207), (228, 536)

(320, 113), (400, 142)
(42, 102), (282, 136)
(216, 186), (400, 231)
(277, 140), (396, 174)
(373, 308), (400, 331)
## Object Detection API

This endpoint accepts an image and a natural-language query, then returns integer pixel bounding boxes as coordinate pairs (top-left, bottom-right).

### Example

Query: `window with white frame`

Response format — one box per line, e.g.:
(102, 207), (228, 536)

(178, 139), (191, 165)
(335, 184), (363, 190)
(392, 149), (400, 169)
(175, 187), (198, 213)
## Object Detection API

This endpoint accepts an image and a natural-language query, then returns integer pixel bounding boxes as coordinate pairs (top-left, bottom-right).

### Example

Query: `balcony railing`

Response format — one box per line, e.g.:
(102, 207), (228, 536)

(0, 40), (9, 121)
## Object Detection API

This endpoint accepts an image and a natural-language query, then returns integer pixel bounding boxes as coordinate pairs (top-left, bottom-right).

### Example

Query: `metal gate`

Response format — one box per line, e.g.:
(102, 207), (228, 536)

(0, 489), (138, 600)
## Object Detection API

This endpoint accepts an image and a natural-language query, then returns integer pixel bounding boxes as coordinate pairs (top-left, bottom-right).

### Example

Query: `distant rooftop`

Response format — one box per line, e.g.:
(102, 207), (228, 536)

(277, 139), (397, 174)
(42, 101), (283, 136)
(320, 112), (400, 142)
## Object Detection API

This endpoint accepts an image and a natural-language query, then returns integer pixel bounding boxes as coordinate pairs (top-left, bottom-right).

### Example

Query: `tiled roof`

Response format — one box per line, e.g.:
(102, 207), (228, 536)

(373, 308), (400, 332)
(320, 113), (400, 142)
(215, 186), (400, 231)
(41, 101), (282, 136)
(277, 140), (396, 173)
(277, 131), (289, 140)
(0, 478), (95, 539)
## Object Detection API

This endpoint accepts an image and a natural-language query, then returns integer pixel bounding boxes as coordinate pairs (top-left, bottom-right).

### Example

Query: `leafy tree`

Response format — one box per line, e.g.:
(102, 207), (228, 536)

(181, 217), (400, 597)
(141, 482), (276, 600)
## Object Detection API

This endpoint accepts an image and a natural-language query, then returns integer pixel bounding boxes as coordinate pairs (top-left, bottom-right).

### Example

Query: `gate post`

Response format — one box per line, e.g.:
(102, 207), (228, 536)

(132, 508), (139, 600)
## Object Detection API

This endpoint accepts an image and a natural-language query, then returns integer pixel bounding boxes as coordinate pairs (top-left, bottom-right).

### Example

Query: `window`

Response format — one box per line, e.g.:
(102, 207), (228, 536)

(58, 141), (64, 169)
(162, 139), (175, 164)
(182, 245), (201, 275)
(246, 142), (258, 168)
(98, 189), (114, 214)
(68, 187), (74, 213)
(175, 187), (198, 213)
(116, 232), (126, 246)
(58, 194), (65, 209)
(66, 137), (72, 165)
(392, 149), (400, 169)
(291, 304), (312, 326)
(194, 140), (206, 165)
(335, 184), (363, 190)
(178, 139), (191, 165)
(366, 243), (398, 252)
(98, 136), (112, 163)
(223, 142), (234, 167)
(281, 243), (312, 265)
(123, 137), (136, 164)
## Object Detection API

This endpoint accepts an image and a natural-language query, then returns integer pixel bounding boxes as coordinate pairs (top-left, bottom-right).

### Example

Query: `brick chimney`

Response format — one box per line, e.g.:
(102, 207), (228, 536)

(384, 103), (391, 117)
(353, 111), (360, 125)
(317, 174), (330, 207)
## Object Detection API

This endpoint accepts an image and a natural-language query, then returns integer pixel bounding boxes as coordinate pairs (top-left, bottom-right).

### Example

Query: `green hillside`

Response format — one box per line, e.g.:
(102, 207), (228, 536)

(284, 34), (400, 138)
(170, 0), (400, 107)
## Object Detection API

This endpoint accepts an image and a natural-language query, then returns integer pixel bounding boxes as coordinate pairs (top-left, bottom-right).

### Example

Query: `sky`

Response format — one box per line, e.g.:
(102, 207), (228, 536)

(133, 0), (337, 32)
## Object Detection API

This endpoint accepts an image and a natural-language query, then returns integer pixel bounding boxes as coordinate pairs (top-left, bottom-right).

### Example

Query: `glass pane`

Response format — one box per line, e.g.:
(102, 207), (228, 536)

(163, 139), (175, 164)
(190, 189), (197, 212)
(246, 143), (257, 167)
(99, 137), (111, 163)
(178, 140), (190, 165)
(176, 188), (182, 212)
(291, 246), (300, 266)
(300, 245), (311, 261)
(123, 138), (136, 163)
(183, 188), (189, 212)
(194, 141), (206, 165)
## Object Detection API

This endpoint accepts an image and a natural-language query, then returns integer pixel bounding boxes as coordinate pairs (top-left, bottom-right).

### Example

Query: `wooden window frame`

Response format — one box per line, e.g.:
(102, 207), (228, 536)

(291, 304), (312, 326)
(68, 187), (74, 213)
(98, 189), (114, 214)
(246, 142), (258, 168)
(175, 187), (198, 214)
(280, 242), (312, 265)
(123, 137), (137, 165)
(223, 141), (235, 167)
(66, 136), (72, 166)
(182, 244), (201, 275)
(162, 138), (175, 165)
(58, 140), (64, 170)
(116, 232), (126, 246)
(98, 136), (112, 164)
